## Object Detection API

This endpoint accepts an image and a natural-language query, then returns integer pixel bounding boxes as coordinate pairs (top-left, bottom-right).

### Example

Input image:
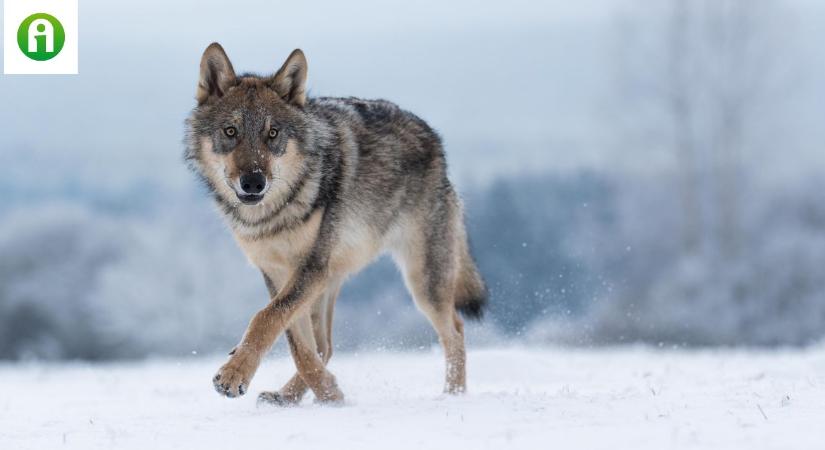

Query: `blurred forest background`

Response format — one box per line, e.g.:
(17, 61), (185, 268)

(1, 0), (824, 360)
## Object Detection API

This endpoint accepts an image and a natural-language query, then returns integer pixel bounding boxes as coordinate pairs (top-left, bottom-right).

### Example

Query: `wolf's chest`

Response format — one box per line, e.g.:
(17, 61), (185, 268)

(233, 210), (323, 278)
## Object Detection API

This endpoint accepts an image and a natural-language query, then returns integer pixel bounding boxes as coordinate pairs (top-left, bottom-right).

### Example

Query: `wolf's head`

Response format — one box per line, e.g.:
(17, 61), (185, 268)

(185, 43), (320, 217)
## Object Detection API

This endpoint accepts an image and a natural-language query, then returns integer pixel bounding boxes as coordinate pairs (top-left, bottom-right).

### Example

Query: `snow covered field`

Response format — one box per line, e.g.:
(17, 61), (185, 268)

(1, 346), (823, 450)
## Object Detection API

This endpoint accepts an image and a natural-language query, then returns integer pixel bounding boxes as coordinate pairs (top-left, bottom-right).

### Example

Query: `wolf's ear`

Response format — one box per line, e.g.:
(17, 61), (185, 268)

(271, 49), (308, 107)
(196, 43), (237, 104)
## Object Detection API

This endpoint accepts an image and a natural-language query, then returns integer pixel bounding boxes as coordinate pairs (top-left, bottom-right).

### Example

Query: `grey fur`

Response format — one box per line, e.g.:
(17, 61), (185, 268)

(185, 43), (486, 401)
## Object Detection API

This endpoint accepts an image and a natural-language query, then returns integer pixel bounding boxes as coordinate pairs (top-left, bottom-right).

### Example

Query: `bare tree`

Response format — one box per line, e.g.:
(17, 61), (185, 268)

(667, 0), (702, 254)
(612, 0), (786, 260)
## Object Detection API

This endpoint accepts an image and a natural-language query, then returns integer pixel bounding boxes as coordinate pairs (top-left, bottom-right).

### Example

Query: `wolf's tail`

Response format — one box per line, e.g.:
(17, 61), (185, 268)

(454, 238), (488, 321)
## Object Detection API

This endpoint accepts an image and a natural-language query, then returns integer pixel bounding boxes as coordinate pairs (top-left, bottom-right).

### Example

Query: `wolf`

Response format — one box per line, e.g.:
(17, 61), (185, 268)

(185, 43), (487, 404)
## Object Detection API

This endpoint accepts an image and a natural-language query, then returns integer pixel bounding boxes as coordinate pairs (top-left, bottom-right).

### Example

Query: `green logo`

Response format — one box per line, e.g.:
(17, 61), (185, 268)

(17, 13), (65, 61)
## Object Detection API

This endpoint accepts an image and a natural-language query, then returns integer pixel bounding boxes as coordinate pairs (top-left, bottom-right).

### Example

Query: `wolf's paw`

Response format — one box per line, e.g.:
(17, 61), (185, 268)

(257, 391), (300, 407)
(444, 383), (467, 395)
(313, 380), (346, 405)
(212, 349), (260, 398)
(312, 392), (346, 406)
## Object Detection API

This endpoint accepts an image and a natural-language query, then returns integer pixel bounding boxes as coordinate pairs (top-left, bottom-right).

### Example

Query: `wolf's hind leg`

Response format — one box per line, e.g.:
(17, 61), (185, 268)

(258, 288), (340, 406)
(395, 215), (468, 394)
(409, 282), (467, 394)
(257, 366), (307, 406)
(307, 284), (337, 364)
(286, 309), (344, 403)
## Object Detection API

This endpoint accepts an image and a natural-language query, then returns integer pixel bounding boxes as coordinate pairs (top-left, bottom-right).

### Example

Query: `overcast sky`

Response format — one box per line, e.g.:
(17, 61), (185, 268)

(1, 0), (823, 191)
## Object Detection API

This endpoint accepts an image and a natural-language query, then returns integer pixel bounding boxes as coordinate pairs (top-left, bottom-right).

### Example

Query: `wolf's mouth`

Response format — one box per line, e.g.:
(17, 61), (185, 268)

(237, 193), (264, 205)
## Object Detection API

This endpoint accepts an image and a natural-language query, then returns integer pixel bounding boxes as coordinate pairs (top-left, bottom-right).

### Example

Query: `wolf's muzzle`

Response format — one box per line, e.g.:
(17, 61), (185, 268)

(240, 172), (267, 195)
(236, 172), (268, 205)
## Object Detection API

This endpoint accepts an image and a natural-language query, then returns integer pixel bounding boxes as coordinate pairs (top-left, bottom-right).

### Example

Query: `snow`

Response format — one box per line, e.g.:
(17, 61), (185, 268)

(1, 346), (824, 450)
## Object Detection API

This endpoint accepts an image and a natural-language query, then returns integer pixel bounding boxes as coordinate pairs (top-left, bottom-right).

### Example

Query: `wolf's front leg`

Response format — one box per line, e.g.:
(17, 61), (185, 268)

(213, 263), (328, 398)
(212, 344), (261, 398)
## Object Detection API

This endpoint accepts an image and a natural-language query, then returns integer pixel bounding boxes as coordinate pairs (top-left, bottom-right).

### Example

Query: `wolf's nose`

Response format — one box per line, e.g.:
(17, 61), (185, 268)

(239, 173), (267, 195)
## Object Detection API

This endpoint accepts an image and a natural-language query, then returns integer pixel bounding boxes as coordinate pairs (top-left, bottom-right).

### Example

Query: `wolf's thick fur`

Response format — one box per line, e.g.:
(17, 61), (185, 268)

(185, 43), (487, 403)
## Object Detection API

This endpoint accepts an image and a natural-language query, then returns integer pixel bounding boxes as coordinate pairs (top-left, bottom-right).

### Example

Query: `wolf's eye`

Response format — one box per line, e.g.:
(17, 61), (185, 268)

(268, 128), (278, 139)
(224, 127), (237, 138)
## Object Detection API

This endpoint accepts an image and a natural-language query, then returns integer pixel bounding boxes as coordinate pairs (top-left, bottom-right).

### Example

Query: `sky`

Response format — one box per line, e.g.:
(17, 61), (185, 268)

(0, 0), (619, 191)
(1, 0), (823, 191)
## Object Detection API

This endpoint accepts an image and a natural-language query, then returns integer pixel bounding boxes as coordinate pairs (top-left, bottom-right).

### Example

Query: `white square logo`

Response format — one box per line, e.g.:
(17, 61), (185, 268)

(3, 0), (78, 74)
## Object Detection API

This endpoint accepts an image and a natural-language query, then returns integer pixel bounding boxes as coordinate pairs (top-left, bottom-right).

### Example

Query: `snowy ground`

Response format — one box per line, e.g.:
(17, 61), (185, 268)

(1, 346), (824, 450)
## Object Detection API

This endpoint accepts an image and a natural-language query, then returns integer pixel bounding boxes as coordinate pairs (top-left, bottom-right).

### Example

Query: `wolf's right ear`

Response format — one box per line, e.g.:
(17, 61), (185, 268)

(196, 43), (237, 104)
(270, 49), (308, 107)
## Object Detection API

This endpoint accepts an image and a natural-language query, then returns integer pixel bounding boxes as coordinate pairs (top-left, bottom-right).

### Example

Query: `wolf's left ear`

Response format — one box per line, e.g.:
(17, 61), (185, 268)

(271, 49), (308, 107)
(196, 43), (237, 104)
